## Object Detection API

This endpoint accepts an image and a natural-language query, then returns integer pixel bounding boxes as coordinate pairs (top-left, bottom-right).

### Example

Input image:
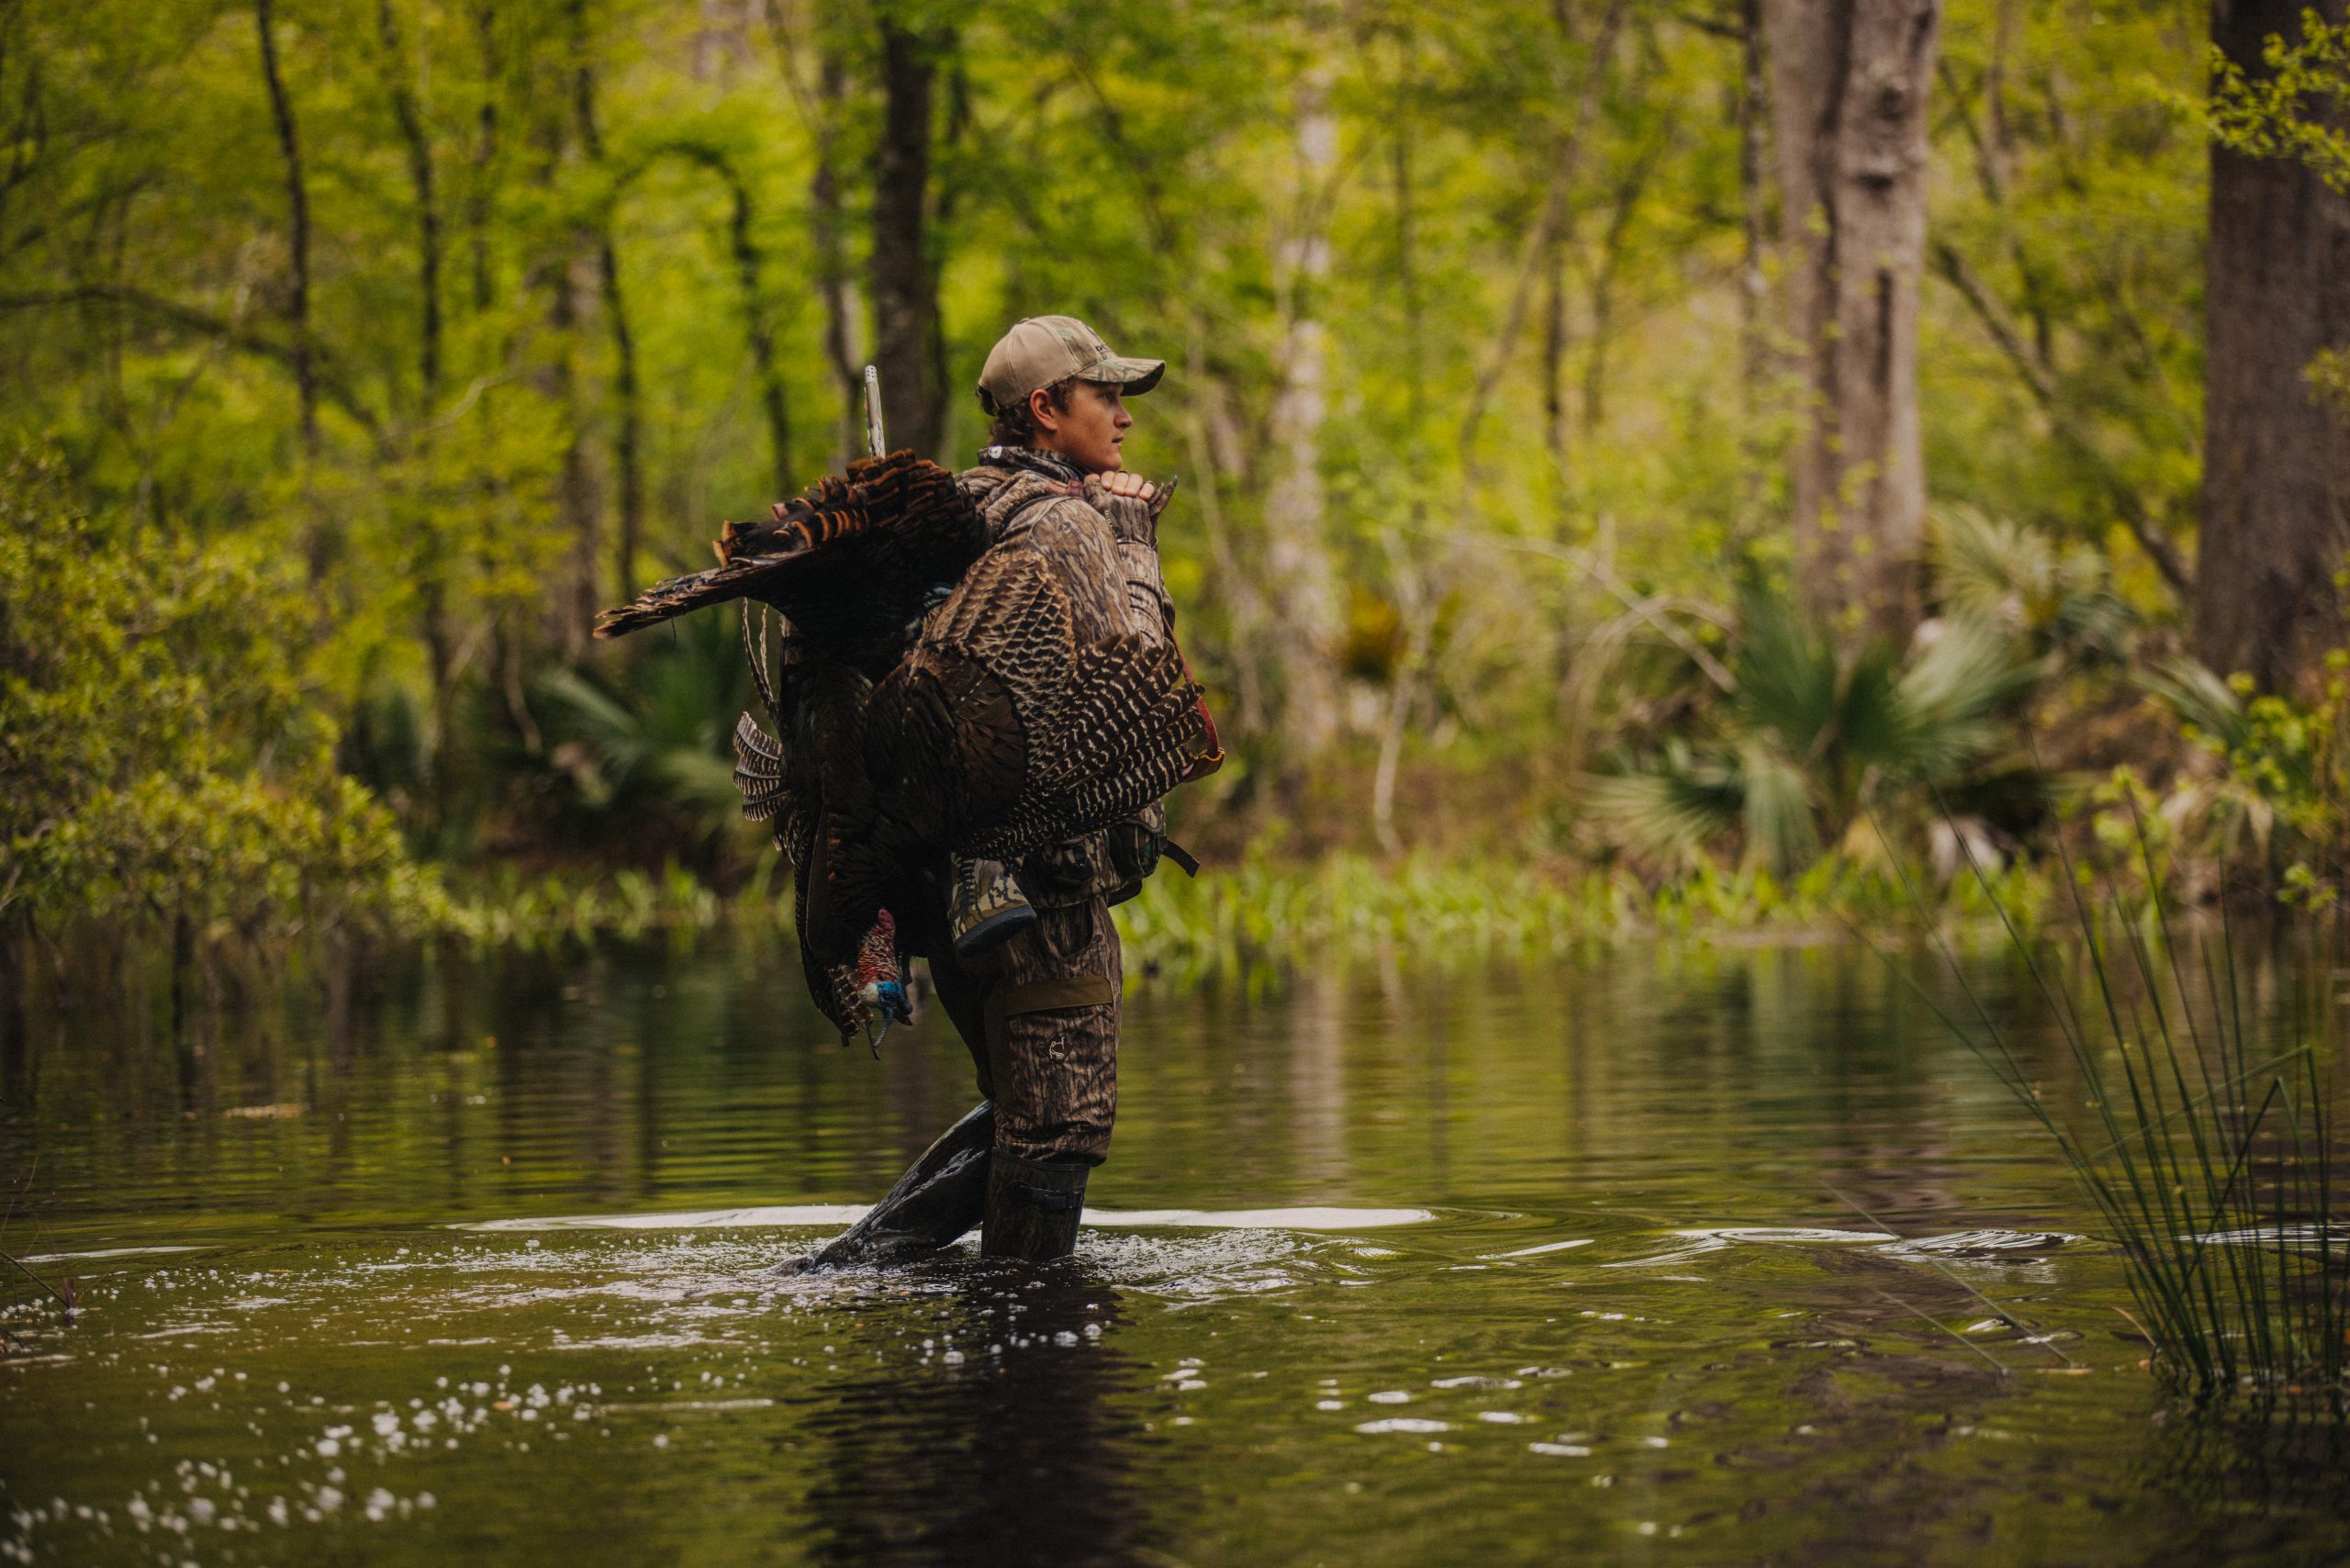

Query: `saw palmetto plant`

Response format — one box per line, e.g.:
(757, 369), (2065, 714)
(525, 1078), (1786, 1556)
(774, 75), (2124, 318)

(528, 607), (752, 854)
(1588, 588), (2044, 874)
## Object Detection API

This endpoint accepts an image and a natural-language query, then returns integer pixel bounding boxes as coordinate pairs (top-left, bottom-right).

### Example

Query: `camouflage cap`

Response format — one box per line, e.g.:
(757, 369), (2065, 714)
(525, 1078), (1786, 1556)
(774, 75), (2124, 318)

(978, 315), (1165, 416)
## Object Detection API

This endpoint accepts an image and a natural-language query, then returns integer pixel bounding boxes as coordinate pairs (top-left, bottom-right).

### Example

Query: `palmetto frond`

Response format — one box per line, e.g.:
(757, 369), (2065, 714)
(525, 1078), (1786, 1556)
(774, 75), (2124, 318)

(532, 610), (750, 834)
(1584, 740), (1744, 866)
(1737, 739), (1821, 872)
(1931, 505), (2132, 658)
(1589, 586), (2042, 874)
(1885, 615), (2043, 780)
(1730, 588), (1841, 747)
(2134, 655), (2251, 751)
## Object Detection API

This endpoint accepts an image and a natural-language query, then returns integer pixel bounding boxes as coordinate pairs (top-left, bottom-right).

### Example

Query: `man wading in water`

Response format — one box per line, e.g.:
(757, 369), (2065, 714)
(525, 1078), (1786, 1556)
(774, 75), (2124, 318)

(786, 315), (1193, 1268)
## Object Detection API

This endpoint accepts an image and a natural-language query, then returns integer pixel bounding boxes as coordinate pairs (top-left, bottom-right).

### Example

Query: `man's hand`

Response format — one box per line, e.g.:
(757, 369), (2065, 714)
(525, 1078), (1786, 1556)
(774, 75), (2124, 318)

(1084, 472), (1177, 535)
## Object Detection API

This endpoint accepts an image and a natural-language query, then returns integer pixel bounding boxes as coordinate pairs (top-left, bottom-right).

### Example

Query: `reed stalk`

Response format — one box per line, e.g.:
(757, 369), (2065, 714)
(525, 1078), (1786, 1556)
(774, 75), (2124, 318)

(1865, 804), (2347, 1411)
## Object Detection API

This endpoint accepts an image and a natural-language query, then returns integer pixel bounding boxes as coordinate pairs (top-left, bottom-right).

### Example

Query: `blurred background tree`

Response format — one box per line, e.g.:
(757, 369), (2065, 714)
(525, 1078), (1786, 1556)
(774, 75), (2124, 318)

(2, 0), (2345, 944)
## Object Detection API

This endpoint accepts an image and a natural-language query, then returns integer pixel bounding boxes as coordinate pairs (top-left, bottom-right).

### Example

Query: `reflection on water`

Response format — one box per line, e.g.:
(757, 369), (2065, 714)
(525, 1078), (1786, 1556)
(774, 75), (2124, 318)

(800, 1275), (1159, 1568)
(2, 933), (2346, 1565)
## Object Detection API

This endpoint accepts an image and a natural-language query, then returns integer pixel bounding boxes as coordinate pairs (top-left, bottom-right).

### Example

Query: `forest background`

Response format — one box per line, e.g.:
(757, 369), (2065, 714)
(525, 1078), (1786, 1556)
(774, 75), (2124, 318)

(4, 0), (2349, 975)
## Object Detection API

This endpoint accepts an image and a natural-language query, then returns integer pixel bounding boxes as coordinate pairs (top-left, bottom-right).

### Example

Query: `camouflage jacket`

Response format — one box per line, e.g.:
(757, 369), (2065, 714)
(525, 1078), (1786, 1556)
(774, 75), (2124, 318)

(957, 446), (1179, 909)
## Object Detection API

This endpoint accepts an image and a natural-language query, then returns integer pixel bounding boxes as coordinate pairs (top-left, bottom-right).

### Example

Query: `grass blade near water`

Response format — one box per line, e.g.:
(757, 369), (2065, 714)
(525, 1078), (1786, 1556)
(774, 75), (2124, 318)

(1872, 807), (2348, 1412)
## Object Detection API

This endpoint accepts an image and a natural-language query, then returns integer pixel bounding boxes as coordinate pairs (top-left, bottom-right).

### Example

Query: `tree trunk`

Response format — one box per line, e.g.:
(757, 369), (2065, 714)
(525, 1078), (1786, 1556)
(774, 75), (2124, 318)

(548, 252), (603, 655)
(254, 0), (316, 460)
(760, 3), (865, 466)
(1763, 0), (1940, 645)
(1541, 239), (1568, 457)
(713, 159), (792, 497)
(567, 2), (641, 610)
(469, 0), (499, 314)
(1264, 65), (1344, 757)
(599, 236), (643, 600)
(871, 20), (946, 458)
(376, 0), (442, 411)
(1581, 128), (1661, 438)
(812, 44), (867, 466)
(1737, 0), (1771, 518)
(2191, 0), (2350, 694)
(538, 0), (607, 654)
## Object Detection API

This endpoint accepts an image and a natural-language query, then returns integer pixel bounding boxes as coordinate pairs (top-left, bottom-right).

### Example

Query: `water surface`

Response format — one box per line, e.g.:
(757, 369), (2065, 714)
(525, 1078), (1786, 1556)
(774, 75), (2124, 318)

(3, 935), (2344, 1565)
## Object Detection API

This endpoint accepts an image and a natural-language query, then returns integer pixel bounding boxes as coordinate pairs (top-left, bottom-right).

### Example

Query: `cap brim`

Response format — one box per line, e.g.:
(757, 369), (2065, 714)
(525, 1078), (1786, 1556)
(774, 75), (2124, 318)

(1080, 356), (1166, 395)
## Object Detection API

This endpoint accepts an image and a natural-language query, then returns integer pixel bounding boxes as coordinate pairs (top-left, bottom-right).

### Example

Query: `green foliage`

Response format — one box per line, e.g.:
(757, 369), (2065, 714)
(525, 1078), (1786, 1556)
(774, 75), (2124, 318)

(2207, 9), (2350, 193)
(449, 859), (736, 948)
(1932, 504), (2133, 663)
(1116, 840), (2051, 984)
(1929, 2), (2207, 606)
(522, 610), (757, 866)
(0, 0), (2254, 932)
(0, 454), (442, 938)
(2135, 654), (2350, 900)
(1589, 588), (2042, 874)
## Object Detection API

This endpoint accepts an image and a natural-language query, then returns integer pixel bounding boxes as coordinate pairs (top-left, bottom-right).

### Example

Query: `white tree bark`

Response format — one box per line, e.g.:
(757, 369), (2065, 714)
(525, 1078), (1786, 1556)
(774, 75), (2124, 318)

(1264, 65), (1344, 755)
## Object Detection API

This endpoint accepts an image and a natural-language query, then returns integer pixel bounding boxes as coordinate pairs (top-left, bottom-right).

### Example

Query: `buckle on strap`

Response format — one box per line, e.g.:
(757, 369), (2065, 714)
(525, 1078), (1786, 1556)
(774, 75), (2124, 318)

(1009, 1182), (1084, 1215)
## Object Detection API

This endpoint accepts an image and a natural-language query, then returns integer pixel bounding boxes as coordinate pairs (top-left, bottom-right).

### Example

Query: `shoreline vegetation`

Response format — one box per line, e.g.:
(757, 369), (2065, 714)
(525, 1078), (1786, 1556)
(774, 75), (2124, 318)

(0, 839), (2076, 987)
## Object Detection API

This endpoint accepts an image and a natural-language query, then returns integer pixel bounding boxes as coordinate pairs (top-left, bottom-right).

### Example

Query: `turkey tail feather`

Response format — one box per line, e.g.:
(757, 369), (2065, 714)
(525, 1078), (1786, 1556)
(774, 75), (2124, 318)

(594, 559), (767, 639)
(732, 713), (792, 824)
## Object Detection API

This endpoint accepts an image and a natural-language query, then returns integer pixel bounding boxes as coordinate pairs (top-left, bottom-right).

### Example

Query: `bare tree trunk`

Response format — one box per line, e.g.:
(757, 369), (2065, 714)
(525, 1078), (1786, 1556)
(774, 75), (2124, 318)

(566, 2), (642, 607)
(535, 1), (605, 654)
(469, 1), (499, 314)
(761, 2), (866, 466)
(1264, 64), (1343, 757)
(710, 157), (793, 497)
(548, 254), (603, 655)
(374, 0), (453, 808)
(813, 46), (866, 466)
(1457, 0), (1626, 465)
(1541, 241), (1568, 458)
(1184, 317), (1269, 736)
(2192, 0), (2350, 694)
(1737, 0), (1771, 511)
(599, 237), (643, 599)
(871, 19), (946, 458)
(1762, 0), (1940, 645)
(1371, 532), (1437, 857)
(1581, 131), (1661, 437)
(377, 0), (442, 410)
(254, 0), (316, 460)
(1391, 124), (1425, 433)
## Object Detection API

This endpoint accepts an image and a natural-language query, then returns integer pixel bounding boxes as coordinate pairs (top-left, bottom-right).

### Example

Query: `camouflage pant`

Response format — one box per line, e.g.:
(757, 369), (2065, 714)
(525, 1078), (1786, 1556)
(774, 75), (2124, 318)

(928, 897), (1121, 1165)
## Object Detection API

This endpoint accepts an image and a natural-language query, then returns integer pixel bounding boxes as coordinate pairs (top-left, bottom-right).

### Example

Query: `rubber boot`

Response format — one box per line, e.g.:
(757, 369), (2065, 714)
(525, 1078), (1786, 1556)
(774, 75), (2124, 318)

(948, 855), (1036, 958)
(980, 1150), (1090, 1262)
(777, 1102), (993, 1273)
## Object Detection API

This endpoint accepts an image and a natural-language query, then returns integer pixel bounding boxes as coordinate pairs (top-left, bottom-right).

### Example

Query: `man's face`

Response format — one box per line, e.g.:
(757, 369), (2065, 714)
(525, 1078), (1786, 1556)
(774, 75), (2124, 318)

(1035, 381), (1132, 474)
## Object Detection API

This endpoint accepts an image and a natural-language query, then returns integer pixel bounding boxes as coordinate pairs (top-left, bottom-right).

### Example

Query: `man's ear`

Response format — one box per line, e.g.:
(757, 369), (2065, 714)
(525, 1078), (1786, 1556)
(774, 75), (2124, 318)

(1028, 386), (1060, 434)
